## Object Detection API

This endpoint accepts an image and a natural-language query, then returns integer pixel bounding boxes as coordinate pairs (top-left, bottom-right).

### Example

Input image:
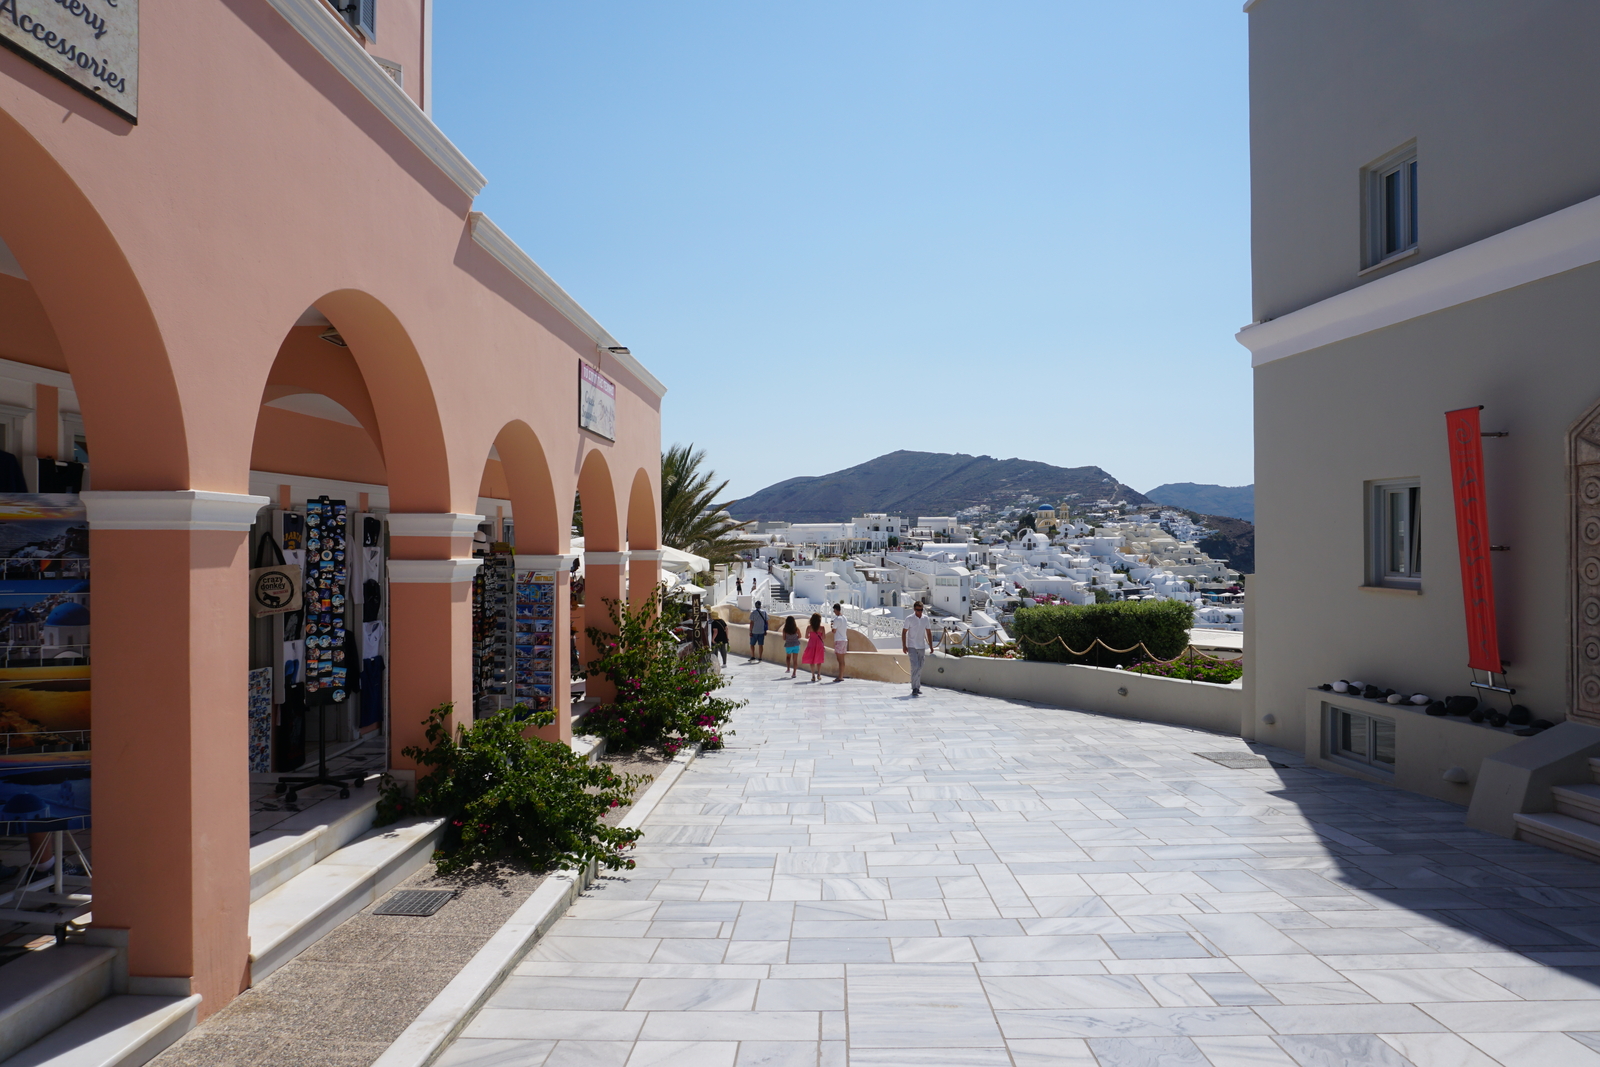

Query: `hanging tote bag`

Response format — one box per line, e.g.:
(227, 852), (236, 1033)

(250, 531), (304, 617)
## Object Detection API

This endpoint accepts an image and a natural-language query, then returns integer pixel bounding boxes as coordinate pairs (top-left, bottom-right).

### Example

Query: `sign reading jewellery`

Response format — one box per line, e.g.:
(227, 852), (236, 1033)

(0, 0), (137, 122)
(579, 361), (616, 441)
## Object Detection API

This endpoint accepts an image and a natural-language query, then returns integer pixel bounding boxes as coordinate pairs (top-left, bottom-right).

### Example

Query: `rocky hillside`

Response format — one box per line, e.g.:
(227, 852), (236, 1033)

(1146, 482), (1254, 521)
(1197, 514), (1255, 574)
(729, 451), (1149, 523)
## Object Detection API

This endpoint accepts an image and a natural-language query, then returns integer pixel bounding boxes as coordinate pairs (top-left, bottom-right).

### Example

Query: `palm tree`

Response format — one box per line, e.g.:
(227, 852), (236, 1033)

(661, 444), (758, 567)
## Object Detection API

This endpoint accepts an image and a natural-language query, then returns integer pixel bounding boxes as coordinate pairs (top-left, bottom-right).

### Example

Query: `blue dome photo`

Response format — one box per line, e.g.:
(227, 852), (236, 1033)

(45, 602), (90, 627)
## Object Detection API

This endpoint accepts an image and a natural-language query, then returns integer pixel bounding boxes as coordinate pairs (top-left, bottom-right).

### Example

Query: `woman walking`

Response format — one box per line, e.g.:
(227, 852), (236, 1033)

(710, 616), (729, 667)
(782, 616), (802, 678)
(801, 612), (827, 682)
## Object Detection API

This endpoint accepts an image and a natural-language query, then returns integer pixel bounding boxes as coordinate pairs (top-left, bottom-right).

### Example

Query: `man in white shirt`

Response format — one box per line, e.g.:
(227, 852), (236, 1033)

(901, 600), (937, 697)
(831, 602), (850, 682)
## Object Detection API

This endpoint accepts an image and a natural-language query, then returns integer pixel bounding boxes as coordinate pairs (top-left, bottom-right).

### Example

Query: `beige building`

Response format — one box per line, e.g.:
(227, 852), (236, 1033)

(1241, 1), (1600, 823)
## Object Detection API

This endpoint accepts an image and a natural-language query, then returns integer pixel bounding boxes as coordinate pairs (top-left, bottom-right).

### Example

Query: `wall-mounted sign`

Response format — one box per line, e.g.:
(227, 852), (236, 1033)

(0, 0), (138, 123)
(579, 362), (616, 441)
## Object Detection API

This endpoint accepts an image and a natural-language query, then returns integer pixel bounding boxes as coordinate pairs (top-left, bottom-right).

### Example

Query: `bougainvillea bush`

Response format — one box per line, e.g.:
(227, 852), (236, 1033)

(375, 703), (647, 875)
(584, 594), (743, 755)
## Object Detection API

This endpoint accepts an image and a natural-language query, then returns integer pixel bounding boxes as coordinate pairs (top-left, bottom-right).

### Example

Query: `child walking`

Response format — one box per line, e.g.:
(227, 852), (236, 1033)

(802, 612), (827, 682)
(782, 616), (802, 678)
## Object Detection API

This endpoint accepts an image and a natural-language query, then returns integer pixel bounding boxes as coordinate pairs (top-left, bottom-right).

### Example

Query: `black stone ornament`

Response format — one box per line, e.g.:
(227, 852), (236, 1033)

(1531, 719), (1555, 730)
(1362, 685), (1384, 699)
(1508, 705), (1532, 725)
(1426, 701), (1448, 716)
(1488, 712), (1508, 728)
(1469, 709), (1486, 723)
(1445, 695), (1477, 716)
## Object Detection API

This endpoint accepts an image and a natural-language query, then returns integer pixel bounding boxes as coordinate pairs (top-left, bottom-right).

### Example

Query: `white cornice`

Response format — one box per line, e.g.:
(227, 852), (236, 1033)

(468, 214), (669, 399)
(263, 0), (486, 199)
(81, 490), (270, 531)
(387, 558), (483, 584)
(0, 356), (72, 390)
(585, 551), (631, 566)
(1240, 189), (1600, 367)
(515, 554), (581, 572)
(386, 512), (485, 537)
(627, 549), (665, 562)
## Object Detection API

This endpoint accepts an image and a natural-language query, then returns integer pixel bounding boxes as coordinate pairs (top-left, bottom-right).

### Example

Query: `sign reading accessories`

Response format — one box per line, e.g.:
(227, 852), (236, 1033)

(0, 0), (137, 122)
(579, 361), (616, 441)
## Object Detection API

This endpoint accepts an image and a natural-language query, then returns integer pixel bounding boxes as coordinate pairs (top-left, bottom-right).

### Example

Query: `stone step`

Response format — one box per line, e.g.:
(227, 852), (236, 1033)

(248, 780), (381, 902)
(0, 945), (116, 1062)
(1552, 783), (1600, 825)
(1515, 811), (1600, 863)
(4, 994), (200, 1067)
(248, 815), (443, 983)
(1589, 757), (1600, 785)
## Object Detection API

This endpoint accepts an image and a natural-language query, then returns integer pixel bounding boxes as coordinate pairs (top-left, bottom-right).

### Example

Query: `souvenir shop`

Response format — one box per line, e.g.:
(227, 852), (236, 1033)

(247, 493), (391, 779)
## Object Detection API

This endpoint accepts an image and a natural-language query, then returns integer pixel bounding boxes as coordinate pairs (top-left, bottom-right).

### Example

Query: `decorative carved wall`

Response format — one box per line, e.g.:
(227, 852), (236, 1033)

(1573, 405), (1600, 722)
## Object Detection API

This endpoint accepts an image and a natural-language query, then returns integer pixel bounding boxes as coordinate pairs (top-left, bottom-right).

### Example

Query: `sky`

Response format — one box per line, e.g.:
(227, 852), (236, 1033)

(434, 2), (1252, 502)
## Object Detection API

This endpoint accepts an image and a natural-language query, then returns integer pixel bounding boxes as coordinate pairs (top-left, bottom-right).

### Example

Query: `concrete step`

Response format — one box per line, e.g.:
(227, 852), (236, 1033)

(248, 781), (381, 902)
(4, 994), (200, 1067)
(1589, 757), (1600, 785)
(248, 815), (444, 983)
(1515, 811), (1600, 863)
(0, 945), (116, 1062)
(1552, 783), (1600, 825)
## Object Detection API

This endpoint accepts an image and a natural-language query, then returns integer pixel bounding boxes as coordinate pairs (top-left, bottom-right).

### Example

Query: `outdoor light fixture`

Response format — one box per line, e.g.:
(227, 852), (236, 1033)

(607, 346), (630, 356)
(320, 327), (348, 347)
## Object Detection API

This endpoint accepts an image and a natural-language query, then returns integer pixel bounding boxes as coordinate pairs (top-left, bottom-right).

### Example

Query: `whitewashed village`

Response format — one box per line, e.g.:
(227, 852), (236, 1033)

(663, 500), (1245, 654)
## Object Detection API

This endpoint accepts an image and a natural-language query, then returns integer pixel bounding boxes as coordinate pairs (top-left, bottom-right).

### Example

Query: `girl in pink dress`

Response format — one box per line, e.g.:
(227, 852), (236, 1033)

(801, 612), (827, 681)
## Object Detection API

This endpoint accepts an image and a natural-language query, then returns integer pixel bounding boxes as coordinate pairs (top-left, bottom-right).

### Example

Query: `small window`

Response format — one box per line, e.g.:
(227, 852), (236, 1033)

(1363, 144), (1418, 268)
(1329, 707), (1396, 773)
(1369, 480), (1421, 588)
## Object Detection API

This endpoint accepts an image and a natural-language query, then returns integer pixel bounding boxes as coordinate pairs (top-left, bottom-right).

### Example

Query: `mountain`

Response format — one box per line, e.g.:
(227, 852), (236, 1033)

(1145, 483), (1254, 521)
(728, 451), (1149, 523)
(1197, 515), (1255, 575)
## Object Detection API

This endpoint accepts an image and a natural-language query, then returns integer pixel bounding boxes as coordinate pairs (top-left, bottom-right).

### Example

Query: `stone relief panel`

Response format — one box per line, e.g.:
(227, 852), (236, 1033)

(1573, 407), (1600, 722)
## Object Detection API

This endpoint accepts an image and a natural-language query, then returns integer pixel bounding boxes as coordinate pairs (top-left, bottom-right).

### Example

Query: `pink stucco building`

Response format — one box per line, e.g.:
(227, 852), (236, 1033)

(0, 0), (665, 1041)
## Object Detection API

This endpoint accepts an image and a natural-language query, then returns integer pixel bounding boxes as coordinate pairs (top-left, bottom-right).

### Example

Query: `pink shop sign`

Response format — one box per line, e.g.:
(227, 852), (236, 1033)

(0, 0), (138, 122)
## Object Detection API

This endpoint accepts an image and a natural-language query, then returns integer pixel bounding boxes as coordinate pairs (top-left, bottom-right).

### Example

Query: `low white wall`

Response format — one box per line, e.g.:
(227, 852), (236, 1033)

(924, 653), (1245, 736)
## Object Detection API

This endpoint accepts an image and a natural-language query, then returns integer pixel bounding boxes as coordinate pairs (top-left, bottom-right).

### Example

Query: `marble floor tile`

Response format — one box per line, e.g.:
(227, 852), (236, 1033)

(430, 671), (1600, 1067)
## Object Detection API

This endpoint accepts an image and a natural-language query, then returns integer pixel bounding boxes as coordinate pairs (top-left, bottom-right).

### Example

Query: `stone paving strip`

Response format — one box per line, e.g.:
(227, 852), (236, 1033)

(149, 751), (678, 1067)
(433, 664), (1600, 1067)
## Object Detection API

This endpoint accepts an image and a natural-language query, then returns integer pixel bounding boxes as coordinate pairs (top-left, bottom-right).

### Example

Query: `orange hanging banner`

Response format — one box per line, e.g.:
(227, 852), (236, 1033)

(1446, 406), (1502, 673)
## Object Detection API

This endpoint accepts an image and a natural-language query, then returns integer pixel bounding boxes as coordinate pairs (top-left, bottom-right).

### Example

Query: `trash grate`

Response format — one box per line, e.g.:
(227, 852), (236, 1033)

(1194, 751), (1286, 770)
(372, 889), (455, 917)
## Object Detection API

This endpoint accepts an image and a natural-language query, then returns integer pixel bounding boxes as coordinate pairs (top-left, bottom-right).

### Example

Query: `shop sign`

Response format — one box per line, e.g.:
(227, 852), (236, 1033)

(579, 361), (616, 441)
(0, 0), (138, 123)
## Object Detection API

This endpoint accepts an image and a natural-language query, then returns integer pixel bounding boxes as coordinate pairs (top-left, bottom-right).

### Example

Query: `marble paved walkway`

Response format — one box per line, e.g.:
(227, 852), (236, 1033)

(438, 665), (1600, 1067)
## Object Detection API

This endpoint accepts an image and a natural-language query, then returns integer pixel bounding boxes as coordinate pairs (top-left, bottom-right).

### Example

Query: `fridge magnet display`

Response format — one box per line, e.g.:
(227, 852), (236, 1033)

(248, 667), (272, 772)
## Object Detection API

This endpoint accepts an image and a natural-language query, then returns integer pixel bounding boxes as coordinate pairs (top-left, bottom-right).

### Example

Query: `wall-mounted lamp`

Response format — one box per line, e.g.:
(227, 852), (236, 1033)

(607, 346), (630, 357)
(320, 327), (348, 348)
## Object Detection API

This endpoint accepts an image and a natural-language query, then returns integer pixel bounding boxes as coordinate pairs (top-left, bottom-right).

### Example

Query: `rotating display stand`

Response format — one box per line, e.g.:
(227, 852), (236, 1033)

(276, 497), (363, 802)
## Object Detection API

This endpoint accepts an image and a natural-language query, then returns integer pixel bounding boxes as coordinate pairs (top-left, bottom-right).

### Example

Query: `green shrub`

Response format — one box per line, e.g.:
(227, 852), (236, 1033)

(1126, 655), (1243, 685)
(584, 593), (743, 755)
(375, 703), (647, 875)
(1012, 599), (1194, 665)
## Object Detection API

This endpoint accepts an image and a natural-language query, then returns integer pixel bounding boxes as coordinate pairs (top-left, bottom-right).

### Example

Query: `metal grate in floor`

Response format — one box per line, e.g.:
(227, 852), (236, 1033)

(1193, 750), (1286, 770)
(372, 889), (456, 917)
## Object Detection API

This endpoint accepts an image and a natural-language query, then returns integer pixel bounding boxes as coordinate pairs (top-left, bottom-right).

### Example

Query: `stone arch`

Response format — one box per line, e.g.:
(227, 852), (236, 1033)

(576, 448), (621, 553)
(313, 290), (452, 512)
(627, 466), (659, 550)
(1571, 401), (1600, 722)
(0, 106), (187, 487)
(490, 421), (561, 554)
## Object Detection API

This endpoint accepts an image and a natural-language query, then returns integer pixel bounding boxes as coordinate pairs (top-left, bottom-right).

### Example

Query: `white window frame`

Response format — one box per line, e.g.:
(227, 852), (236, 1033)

(0, 403), (30, 470)
(1368, 479), (1422, 589)
(1326, 704), (1396, 776)
(1362, 143), (1419, 271)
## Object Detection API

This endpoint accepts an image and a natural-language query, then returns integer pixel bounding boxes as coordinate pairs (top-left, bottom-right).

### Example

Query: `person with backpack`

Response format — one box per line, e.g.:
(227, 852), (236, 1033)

(710, 616), (729, 667)
(748, 600), (768, 662)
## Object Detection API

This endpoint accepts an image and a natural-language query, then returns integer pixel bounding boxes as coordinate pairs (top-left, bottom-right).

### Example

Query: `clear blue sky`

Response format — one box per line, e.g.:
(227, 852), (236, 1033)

(434, 2), (1251, 502)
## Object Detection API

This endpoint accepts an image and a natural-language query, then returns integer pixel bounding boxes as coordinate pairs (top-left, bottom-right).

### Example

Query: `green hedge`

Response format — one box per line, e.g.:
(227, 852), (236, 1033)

(1011, 599), (1194, 665)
